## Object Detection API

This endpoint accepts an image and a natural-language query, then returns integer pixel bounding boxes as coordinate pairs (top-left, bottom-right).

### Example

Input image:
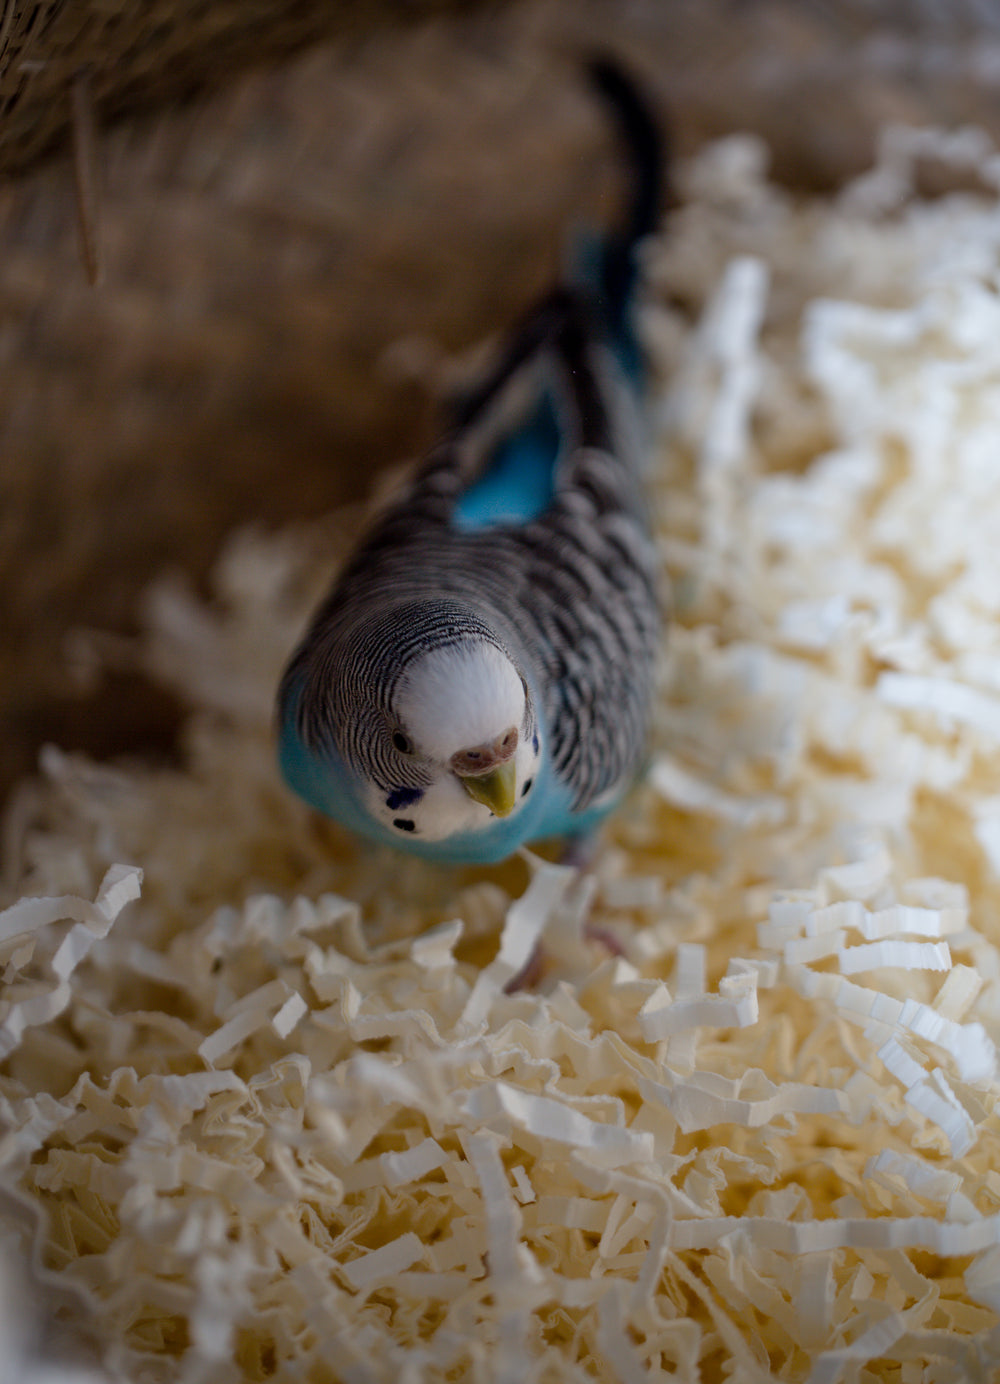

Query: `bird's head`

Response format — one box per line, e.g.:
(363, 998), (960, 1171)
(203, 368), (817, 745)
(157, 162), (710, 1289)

(281, 603), (542, 848)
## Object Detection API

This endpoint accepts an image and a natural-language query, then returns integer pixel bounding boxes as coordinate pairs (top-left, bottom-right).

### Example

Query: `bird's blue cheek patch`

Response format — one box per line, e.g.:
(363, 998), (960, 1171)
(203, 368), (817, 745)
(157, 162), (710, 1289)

(532, 734), (540, 755)
(386, 787), (424, 811)
(393, 818), (417, 833)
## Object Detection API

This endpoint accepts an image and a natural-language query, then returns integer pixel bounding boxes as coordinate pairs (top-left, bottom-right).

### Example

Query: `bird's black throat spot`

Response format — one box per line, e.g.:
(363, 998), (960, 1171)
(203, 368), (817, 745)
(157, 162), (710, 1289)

(386, 786), (423, 811)
(393, 818), (417, 833)
(521, 778), (533, 798)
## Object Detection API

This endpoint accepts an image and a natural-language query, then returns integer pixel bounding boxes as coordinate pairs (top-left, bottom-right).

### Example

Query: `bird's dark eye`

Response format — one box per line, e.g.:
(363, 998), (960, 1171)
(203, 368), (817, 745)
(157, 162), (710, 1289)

(392, 729), (413, 755)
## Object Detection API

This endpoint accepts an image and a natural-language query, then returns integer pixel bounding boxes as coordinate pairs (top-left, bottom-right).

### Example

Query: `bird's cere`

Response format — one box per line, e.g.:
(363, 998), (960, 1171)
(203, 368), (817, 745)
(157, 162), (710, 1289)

(450, 725), (519, 778)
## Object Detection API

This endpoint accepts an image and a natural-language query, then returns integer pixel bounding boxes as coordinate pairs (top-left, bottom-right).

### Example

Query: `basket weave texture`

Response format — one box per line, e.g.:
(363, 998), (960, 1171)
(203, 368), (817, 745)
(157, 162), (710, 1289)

(0, 0), (473, 177)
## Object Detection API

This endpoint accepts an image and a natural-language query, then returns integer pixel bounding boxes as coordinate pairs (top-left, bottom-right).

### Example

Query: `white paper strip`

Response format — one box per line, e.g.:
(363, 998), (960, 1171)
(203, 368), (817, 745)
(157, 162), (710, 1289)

(462, 1082), (653, 1168)
(788, 967), (997, 1081)
(596, 1280), (650, 1384)
(464, 1132), (520, 1285)
(0, 863), (142, 947)
(459, 862), (572, 1030)
(878, 671), (1000, 738)
(667, 943), (705, 1073)
(638, 973), (758, 1041)
(934, 965), (983, 1020)
(0, 866), (143, 1060)
(199, 982), (305, 1064)
(838, 939), (951, 974)
(876, 1037), (926, 1091)
(272, 991), (307, 1038)
(865, 1148), (961, 1204)
(340, 1233), (425, 1292)
(807, 1310), (911, 1384)
(640, 1074), (849, 1135)
(380, 1138), (449, 1189)
(649, 755), (785, 827)
(819, 848), (893, 902)
(670, 1210), (1000, 1255)
(799, 900), (963, 942)
(904, 1077), (976, 1157)
(410, 919), (463, 970)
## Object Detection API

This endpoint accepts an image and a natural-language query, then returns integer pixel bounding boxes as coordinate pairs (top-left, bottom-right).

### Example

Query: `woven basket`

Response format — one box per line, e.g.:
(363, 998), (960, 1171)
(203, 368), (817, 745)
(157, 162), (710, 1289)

(0, 0), (475, 177)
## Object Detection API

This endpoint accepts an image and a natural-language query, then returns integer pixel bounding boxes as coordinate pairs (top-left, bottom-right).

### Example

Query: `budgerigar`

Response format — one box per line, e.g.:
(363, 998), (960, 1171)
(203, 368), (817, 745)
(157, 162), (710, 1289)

(277, 59), (664, 865)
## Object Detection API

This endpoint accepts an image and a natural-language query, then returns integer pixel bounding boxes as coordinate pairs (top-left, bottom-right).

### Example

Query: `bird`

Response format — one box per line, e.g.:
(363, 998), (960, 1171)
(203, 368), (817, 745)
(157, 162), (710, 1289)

(277, 58), (665, 866)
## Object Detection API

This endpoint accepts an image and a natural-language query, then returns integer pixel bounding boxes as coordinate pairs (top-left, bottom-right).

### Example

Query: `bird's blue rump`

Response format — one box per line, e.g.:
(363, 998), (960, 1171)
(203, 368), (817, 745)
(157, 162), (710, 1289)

(452, 397), (560, 530)
(276, 58), (666, 864)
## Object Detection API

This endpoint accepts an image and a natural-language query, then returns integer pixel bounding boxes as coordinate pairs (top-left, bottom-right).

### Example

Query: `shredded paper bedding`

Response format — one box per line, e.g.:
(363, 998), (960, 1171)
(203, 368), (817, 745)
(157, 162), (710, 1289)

(8, 124), (1000, 1382)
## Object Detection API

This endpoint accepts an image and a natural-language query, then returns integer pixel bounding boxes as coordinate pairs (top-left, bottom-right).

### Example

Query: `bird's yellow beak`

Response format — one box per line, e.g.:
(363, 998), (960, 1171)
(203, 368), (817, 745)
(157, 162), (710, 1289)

(458, 759), (517, 818)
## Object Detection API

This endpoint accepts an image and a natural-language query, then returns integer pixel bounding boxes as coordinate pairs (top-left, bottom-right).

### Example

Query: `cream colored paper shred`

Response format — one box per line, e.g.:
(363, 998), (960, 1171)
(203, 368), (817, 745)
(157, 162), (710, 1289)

(10, 122), (1000, 1381)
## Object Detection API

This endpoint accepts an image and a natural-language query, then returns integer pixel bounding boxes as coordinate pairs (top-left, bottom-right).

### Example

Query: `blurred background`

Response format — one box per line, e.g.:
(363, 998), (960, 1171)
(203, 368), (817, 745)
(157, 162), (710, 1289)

(3, 0), (1000, 811)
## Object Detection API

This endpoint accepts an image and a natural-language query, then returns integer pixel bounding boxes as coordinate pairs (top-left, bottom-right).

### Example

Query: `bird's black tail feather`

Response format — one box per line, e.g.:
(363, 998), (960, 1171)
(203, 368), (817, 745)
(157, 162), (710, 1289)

(585, 56), (666, 352)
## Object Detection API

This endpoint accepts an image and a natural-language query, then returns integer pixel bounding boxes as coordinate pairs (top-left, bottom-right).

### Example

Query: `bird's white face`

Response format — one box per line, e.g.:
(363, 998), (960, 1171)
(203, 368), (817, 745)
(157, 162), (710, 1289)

(364, 640), (541, 843)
